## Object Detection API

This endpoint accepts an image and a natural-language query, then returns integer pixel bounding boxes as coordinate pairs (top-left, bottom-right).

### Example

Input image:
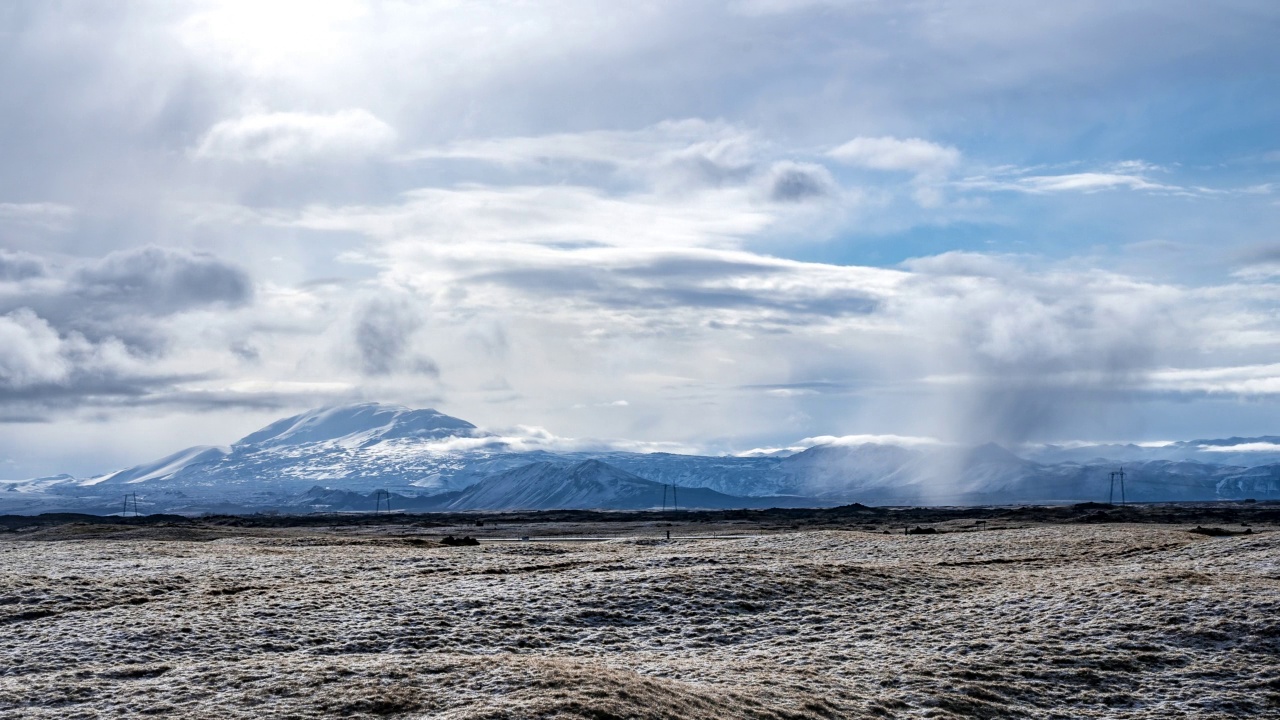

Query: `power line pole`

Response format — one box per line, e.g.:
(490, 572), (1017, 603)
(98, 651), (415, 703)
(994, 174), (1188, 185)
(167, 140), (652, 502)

(374, 489), (391, 514)
(1109, 468), (1126, 506)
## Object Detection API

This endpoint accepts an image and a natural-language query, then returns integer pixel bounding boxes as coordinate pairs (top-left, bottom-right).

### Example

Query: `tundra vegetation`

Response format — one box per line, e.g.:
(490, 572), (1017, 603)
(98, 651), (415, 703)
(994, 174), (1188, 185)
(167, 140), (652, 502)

(1, 505), (1277, 719)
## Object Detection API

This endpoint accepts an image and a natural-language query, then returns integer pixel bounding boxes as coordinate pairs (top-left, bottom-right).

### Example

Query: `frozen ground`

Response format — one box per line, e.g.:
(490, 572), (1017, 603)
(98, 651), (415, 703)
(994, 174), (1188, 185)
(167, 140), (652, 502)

(1, 521), (1278, 718)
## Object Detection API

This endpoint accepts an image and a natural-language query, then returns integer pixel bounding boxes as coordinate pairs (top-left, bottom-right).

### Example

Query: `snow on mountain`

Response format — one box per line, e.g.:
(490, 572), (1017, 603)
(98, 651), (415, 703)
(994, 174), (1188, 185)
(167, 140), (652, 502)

(597, 452), (788, 497)
(83, 446), (231, 486)
(776, 443), (923, 498)
(79, 403), (509, 496)
(237, 404), (480, 449)
(5, 402), (1280, 515)
(1025, 436), (1280, 467)
(447, 460), (764, 511)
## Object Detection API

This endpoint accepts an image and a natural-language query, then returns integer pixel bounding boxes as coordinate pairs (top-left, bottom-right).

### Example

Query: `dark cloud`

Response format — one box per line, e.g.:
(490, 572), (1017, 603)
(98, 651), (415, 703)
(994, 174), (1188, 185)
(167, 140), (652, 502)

(0, 246), (254, 354)
(612, 257), (782, 279)
(0, 369), (213, 422)
(0, 247), (263, 420)
(73, 246), (252, 314)
(765, 162), (835, 203)
(893, 261), (1179, 445)
(469, 264), (877, 317)
(353, 297), (438, 377)
(0, 250), (47, 281)
(1235, 243), (1280, 265)
(230, 341), (260, 363)
(0, 381), (362, 423)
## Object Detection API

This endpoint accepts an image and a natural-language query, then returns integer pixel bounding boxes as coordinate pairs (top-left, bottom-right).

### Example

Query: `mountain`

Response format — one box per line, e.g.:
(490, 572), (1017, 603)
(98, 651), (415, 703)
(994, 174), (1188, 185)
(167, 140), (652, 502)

(1025, 436), (1280, 467)
(237, 404), (479, 449)
(447, 460), (763, 511)
(4, 402), (1280, 515)
(75, 403), (519, 495)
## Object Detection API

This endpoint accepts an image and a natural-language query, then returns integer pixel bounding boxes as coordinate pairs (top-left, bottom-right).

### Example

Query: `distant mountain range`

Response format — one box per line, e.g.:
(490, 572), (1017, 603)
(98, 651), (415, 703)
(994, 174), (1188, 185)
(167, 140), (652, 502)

(3, 403), (1279, 515)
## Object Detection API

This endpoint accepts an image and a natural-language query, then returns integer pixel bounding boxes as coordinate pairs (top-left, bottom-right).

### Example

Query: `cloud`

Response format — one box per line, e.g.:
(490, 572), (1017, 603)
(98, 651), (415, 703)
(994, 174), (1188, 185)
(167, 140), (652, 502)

(403, 119), (762, 192)
(1199, 441), (1280, 452)
(956, 167), (1183, 195)
(454, 247), (889, 325)
(262, 184), (777, 251)
(389, 423), (700, 456)
(72, 246), (253, 315)
(1146, 363), (1280, 395)
(0, 310), (72, 389)
(0, 247), (266, 419)
(352, 295), (438, 377)
(0, 251), (48, 281)
(763, 161), (836, 202)
(0, 203), (76, 231)
(828, 136), (960, 174)
(1014, 172), (1175, 193)
(888, 252), (1193, 443)
(0, 247), (254, 352)
(404, 119), (736, 167)
(0, 307), (199, 419)
(193, 109), (396, 163)
(1234, 242), (1280, 267)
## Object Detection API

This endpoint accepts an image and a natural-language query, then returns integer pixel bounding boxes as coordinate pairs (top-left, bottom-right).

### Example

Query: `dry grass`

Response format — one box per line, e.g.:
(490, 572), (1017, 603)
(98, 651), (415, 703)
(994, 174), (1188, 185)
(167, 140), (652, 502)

(1, 524), (1277, 718)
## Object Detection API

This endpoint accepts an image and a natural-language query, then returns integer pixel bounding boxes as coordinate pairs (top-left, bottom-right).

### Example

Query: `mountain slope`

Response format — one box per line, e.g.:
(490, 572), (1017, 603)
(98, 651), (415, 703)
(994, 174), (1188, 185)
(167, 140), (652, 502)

(448, 460), (759, 511)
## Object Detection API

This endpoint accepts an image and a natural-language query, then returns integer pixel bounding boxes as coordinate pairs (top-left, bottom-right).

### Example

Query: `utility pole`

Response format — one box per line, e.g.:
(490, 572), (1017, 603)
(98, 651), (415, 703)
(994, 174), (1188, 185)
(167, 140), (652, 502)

(374, 489), (392, 514)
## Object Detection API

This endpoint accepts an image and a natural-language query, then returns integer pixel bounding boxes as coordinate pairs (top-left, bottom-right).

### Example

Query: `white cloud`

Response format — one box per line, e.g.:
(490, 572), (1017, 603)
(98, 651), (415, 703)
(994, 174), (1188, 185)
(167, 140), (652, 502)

(1199, 441), (1280, 452)
(256, 184), (778, 250)
(404, 119), (747, 169)
(193, 109), (396, 163)
(1014, 172), (1175, 193)
(828, 136), (960, 174)
(390, 424), (701, 456)
(736, 433), (947, 457)
(797, 433), (946, 448)
(0, 310), (71, 388)
(0, 308), (149, 397)
(1146, 363), (1280, 395)
(956, 168), (1182, 195)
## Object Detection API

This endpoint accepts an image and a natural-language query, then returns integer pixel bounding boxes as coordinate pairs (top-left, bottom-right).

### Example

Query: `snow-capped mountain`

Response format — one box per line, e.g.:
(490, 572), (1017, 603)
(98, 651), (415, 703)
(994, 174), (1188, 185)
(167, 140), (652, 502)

(1025, 437), (1280, 467)
(4, 402), (1280, 515)
(446, 460), (756, 511)
(237, 404), (480, 449)
(78, 404), (526, 496)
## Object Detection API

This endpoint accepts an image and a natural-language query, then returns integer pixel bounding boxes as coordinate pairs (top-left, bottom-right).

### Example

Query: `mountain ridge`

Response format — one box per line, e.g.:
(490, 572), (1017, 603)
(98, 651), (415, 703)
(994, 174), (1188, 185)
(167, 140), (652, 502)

(4, 402), (1280, 514)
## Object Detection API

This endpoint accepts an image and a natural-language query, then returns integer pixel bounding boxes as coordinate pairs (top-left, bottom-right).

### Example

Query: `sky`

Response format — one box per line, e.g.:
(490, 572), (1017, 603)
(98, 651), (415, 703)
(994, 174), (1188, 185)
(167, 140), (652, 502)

(2, 0), (1280, 478)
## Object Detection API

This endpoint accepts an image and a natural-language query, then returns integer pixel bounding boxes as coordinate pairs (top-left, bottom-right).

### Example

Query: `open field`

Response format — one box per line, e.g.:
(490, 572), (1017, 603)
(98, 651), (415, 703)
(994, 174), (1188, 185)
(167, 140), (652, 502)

(2, 507), (1278, 718)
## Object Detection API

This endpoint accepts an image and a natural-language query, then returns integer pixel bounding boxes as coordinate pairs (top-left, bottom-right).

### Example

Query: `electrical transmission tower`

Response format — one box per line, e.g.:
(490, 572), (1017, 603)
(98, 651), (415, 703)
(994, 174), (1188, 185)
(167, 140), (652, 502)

(122, 493), (140, 517)
(1109, 468), (1126, 506)
(660, 483), (680, 512)
(374, 489), (392, 514)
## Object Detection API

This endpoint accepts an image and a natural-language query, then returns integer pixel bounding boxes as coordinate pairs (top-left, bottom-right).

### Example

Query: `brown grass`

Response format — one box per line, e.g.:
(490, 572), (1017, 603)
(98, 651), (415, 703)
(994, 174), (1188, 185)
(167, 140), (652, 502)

(0, 524), (1276, 718)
